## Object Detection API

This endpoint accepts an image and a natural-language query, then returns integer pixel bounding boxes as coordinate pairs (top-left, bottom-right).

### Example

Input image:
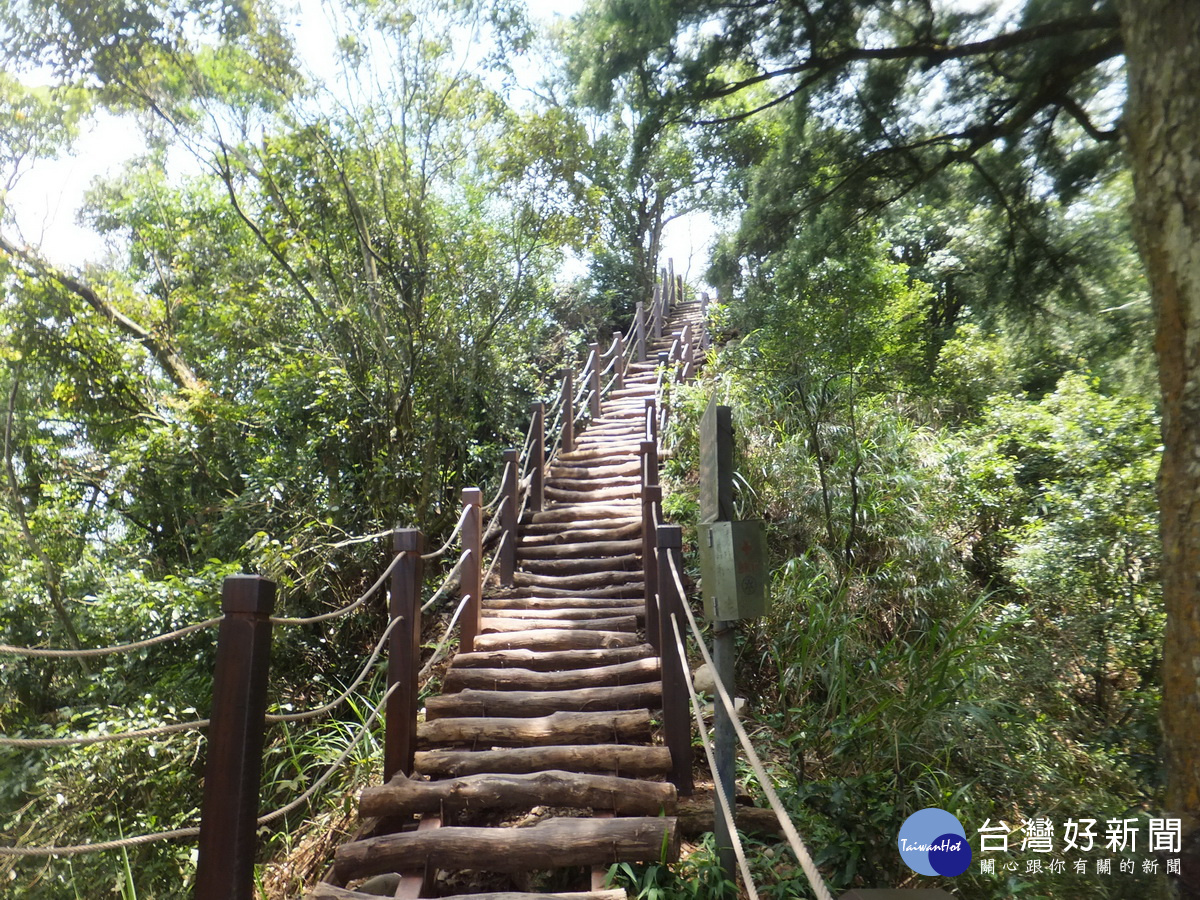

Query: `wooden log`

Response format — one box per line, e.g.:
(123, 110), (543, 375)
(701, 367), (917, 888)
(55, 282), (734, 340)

(483, 595), (644, 611)
(517, 555), (641, 575)
(550, 461), (641, 479)
(451, 643), (655, 670)
(675, 795), (786, 839)
(471, 628), (643, 652)
(443, 656), (659, 692)
(528, 505), (639, 523)
(414, 744), (671, 779)
(481, 606), (643, 622)
(416, 709), (652, 748)
(514, 570), (643, 589)
(520, 523), (642, 545)
(517, 539), (642, 559)
(425, 682), (661, 719)
(333, 816), (679, 882)
(557, 446), (641, 463)
(360, 770), (676, 818)
(545, 477), (639, 493)
(507, 583), (645, 600)
(544, 485), (640, 504)
(479, 614), (638, 633)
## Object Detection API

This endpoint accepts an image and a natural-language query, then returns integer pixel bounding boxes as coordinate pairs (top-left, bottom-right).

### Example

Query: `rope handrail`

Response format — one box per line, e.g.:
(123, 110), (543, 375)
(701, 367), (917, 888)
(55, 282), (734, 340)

(0, 719), (209, 749)
(256, 681), (401, 827)
(270, 552), (403, 626)
(0, 826), (201, 858)
(417, 590), (472, 684)
(575, 389), (594, 423)
(422, 549), (469, 613)
(0, 617), (220, 659)
(666, 553), (836, 900)
(482, 461), (512, 513)
(599, 352), (617, 380)
(602, 371), (618, 398)
(266, 612), (405, 724)
(420, 505), (472, 561)
(669, 612), (759, 900)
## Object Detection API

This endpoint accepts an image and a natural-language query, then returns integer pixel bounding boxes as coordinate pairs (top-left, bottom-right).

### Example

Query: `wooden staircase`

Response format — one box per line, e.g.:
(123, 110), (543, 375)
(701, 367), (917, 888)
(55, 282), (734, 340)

(309, 298), (708, 900)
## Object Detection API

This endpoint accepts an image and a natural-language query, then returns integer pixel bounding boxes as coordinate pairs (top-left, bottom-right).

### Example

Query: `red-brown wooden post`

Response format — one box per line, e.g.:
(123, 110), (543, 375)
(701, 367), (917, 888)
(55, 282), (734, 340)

(641, 453), (661, 652)
(386, 529), (423, 781)
(562, 370), (575, 454)
(196, 575), (275, 900)
(700, 291), (709, 317)
(459, 488), (483, 652)
(635, 301), (646, 362)
(530, 401), (545, 512)
(657, 524), (693, 795)
(667, 258), (676, 314)
(614, 330), (626, 391)
(652, 282), (663, 340)
(500, 449), (518, 587)
(588, 342), (601, 419)
(645, 397), (658, 447)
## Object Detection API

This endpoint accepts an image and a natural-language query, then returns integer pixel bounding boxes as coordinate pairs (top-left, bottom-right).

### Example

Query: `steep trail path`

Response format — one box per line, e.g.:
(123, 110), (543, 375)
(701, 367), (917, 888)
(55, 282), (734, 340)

(309, 298), (709, 900)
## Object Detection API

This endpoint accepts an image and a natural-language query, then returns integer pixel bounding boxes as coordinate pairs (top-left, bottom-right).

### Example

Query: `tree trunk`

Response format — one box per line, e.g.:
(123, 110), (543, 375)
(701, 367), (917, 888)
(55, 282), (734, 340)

(1118, 2), (1200, 894)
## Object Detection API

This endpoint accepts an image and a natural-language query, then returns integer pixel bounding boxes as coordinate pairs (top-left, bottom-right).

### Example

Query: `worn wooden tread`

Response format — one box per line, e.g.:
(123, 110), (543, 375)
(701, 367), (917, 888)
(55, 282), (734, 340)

(482, 606), (643, 623)
(517, 538), (642, 558)
(443, 656), (659, 692)
(333, 816), (679, 881)
(513, 570), (642, 589)
(359, 770), (676, 818)
(471, 628), (643, 652)
(312, 889), (625, 900)
(414, 744), (671, 779)
(451, 643), (656, 670)
(479, 614), (638, 634)
(425, 682), (661, 718)
(417, 709), (652, 749)
(516, 554), (641, 575)
(482, 594), (644, 611)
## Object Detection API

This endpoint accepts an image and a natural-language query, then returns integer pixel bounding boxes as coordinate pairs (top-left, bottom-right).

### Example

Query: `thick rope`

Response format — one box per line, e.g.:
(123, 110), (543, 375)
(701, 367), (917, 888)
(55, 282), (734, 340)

(256, 682), (400, 826)
(271, 552), (402, 626)
(417, 590), (473, 684)
(0, 719), (209, 749)
(669, 613), (760, 900)
(420, 505), (471, 561)
(421, 550), (468, 614)
(668, 554), (836, 900)
(0, 618), (220, 659)
(0, 827), (201, 857)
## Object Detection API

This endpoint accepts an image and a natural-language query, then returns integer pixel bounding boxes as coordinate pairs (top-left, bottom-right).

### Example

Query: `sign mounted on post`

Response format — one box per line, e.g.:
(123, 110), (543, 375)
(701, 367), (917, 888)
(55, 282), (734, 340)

(697, 394), (768, 621)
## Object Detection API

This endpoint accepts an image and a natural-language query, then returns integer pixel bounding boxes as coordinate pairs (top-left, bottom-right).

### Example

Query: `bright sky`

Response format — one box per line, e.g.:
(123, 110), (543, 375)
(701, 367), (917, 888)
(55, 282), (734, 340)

(4, 0), (716, 283)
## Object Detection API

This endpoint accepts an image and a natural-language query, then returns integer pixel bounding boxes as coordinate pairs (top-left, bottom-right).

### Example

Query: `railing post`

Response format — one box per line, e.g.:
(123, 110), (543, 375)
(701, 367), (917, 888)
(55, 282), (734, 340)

(645, 397), (658, 447)
(459, 488), (483, 652)
(652, 282), (663, 340)
(614, 330), (626, 391)
(657, 352), (670, 433)
(196, 575), (275, 900)
(562, 370), (575, 453)
(700, 291), (709, 317)
(530, 401), (545, 512)
(667, 258), (675, 315)
(386, 529), (423, 782)
(656, 524), (693, 796)
(589, 342), (601, 419)
(500, 449), (518, 587)
(635, 301), (646, 362)
(641, 441), (661, 651)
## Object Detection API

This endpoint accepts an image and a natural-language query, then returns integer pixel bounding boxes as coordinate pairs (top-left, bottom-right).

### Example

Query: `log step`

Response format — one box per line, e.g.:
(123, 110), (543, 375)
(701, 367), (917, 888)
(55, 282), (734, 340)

(451, 643), (656, 671)
(333, 816), (679, 882)
(312, 889), (625, 900)
(481, 606), (643, 623)
(360, 770), (676, 818)
(479, 615), (638, 634)
(415, 744), (671, 779)
(517, 539), (642, 558)
(521, 521), (641, 541)
(550, 461), (641, 479)
(514, 570), (642, 589)
(443, 656), (659, 692)
(483, 595), (644, 611)
(425, 682), (661, 718)
(471, 628), (643, 652)
(517, 554), (641, 575)
(505, 583), (645, 600)
(528, 505), (639, 524)
(545, 477), (639, 492)
(416, 709), (652, 749)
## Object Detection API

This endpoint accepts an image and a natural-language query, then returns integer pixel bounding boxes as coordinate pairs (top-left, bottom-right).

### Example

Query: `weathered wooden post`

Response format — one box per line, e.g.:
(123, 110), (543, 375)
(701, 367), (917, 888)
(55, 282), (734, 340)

(645, 397), (658, 447)
(386, 529), (423, 781)
(530, 401), (545, 511)
(196, 575), (275, 900)
(562, 370), (575, 454)
(666, 259), (676, 315)
(500, 449), (518, 587)
(657, 523), (692, 795)
(459, 488), (483, 652)
(652, 281), (664, 340)
(614, 329), (626, 391)
(635, 301), (647, 362)
(588, 342), (601, 419)
(700, 291), (709, 317)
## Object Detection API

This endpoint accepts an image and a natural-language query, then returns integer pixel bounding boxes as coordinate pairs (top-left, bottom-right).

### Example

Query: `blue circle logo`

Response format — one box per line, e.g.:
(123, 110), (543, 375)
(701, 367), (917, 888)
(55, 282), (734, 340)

(898, 808), (972, 876)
